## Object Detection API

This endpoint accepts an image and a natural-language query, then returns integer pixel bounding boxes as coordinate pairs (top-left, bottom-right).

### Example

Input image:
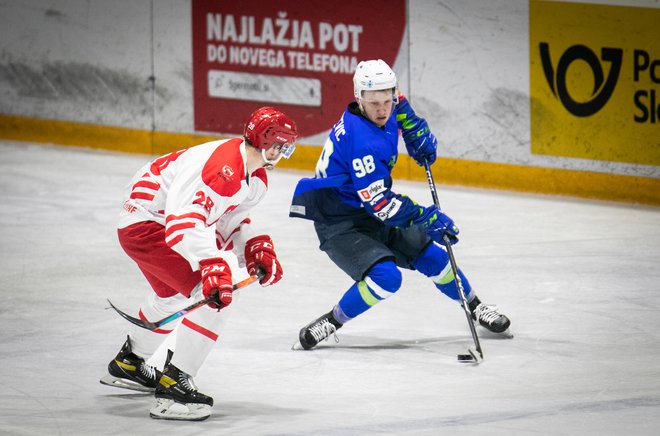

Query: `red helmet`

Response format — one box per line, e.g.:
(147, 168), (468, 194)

(244, 107), (298, 152)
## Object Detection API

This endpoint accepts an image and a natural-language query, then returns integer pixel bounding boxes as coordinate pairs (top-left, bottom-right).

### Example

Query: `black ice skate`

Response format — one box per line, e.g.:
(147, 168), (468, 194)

(150, 353), (213, 421)
(298, 311), (343, 350)
(470, 299), (511, 333)
(100, 335), (162, 393)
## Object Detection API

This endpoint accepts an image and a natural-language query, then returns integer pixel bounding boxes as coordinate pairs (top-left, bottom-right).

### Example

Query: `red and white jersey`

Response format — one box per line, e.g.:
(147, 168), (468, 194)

(118, 138), (267, 271)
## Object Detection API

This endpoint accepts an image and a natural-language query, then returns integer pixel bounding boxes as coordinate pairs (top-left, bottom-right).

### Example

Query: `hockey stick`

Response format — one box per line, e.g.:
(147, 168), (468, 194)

(107, 271), (265, 331)
(423, 159), (483, 362)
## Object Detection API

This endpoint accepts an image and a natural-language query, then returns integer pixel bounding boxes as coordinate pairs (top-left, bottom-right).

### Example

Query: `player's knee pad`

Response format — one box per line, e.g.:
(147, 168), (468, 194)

(364, 260), (402, 300)
(146, 291), (189, 318)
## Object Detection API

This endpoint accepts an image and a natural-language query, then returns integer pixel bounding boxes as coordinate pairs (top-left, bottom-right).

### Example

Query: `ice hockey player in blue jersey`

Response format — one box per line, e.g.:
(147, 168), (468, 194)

(290, 59), (511, 350)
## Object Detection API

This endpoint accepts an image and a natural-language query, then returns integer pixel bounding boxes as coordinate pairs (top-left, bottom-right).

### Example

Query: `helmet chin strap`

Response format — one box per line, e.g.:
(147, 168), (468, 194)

(261, 149), (283, 170)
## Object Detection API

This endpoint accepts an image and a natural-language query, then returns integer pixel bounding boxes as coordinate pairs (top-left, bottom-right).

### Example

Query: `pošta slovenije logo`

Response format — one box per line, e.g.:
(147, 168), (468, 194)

(540, 42), (659, 123)
(540, 43), (622, 117)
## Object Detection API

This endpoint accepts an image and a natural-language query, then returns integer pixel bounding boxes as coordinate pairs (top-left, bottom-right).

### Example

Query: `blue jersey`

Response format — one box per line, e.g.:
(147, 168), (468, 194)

(290, 103), (421, 227)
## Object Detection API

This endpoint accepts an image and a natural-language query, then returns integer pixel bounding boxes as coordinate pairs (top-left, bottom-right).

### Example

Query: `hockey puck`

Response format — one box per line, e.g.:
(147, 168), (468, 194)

(457, 353), (475, 362)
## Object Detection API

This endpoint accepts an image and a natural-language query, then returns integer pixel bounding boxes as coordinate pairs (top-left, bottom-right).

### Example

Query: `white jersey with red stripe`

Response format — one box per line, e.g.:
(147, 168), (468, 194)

(118, 138), (267, 271)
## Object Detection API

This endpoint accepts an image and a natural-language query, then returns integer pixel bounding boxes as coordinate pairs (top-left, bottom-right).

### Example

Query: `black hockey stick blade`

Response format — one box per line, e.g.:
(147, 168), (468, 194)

(107, 271), (264, 331)
(469, 348), (483, 361)
(457, 348), (483, 364)
(107, 298), (159, 330)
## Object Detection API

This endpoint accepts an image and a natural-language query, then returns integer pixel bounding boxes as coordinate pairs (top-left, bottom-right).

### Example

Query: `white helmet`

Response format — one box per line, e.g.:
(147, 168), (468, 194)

(353, 59), (397, 100)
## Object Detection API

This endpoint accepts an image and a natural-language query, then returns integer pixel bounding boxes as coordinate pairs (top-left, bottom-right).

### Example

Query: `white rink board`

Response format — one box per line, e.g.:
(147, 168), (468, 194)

(1, 0), (659, 178)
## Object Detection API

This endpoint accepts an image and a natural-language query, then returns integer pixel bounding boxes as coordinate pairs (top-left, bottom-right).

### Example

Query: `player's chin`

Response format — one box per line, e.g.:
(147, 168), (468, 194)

(373, 117), (388, 127)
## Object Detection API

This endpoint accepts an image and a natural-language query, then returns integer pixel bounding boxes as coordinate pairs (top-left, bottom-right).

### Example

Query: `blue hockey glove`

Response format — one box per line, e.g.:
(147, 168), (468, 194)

(396, 96), (438, 166)
(412, 205), (459, 245)
(404, 128), (437, 166)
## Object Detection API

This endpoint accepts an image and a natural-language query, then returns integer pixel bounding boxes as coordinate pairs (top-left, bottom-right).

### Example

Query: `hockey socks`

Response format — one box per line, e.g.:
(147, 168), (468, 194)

(412, 243), (474, 301)
(337, 261), (401, 319)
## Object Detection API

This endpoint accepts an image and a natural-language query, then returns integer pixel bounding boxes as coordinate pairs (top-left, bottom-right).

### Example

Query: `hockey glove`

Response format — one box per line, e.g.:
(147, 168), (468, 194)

(199, 257), (233, 310)
(404, 128), (437, 167)
(245, 235), (283, 287)
(397, 95), (438, 166)
(413, 205), (459, 245)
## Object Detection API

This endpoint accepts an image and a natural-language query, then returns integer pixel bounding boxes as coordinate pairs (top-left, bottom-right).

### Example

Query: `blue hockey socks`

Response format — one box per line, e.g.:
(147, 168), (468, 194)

(412, 243), (473, 301)
(336, 260), (402, 322)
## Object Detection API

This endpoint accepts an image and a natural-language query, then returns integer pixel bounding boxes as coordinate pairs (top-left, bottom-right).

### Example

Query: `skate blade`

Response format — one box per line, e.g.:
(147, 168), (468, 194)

(500, 329), (514, 339)
(100, 374), (154, 393)
(478, 327), (514, 339)
(149, 398), (211, 421)
(291, 341), (305, 351)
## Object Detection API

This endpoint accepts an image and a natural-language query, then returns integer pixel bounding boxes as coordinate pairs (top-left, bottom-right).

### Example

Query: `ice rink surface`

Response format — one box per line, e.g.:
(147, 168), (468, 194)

(1, 140), (659, 435)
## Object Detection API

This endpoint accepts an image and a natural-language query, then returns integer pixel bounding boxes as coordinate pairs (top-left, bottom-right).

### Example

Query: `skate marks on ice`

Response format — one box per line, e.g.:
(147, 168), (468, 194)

(102, 393), (158, 419)
(291, 335), (452, 352)
(270, 394), (660, 436)
(102, 394), (306, 425)
(292, 332), (513, 357)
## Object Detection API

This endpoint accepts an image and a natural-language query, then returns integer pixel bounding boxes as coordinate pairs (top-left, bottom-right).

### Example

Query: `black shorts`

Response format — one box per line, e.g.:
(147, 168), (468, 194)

(314, 215), (432, 282)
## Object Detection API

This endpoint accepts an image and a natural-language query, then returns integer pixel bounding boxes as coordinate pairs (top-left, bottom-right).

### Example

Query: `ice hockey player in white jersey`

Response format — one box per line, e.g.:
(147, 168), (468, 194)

(100, 106), (298, 421)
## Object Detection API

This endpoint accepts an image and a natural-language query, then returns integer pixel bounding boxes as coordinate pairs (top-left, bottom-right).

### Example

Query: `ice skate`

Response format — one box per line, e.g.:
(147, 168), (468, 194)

(472, 302), (511, 334)
(297, 311), (343, 350)
(150, 355), (213, 421)
(100, 335), (162, 393)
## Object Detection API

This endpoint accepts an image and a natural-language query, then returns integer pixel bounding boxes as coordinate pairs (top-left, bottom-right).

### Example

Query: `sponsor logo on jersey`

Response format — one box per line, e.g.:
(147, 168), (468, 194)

(375, 198), (402, 221)
(357, 179), (386, 201)
(221, 165), (234, 180)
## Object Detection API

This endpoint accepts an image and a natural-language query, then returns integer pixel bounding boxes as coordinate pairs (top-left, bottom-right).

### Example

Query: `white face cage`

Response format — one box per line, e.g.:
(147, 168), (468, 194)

(261, 142), (296, 169)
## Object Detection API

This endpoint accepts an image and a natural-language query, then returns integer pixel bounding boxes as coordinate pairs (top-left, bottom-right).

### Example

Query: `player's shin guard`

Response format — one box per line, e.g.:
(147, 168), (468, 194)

(414, 244), (511, 333)
(171, 286), (229, 377)
(128, 292), (192, 358)
(337, 260), (402, 321)
(298, 261), (402, 350)
(412, 243), (474, 301)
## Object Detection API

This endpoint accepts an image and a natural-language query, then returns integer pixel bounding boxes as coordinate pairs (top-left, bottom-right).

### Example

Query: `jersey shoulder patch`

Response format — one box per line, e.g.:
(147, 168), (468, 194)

(202, 138), (246, 197)
(251, 167), (268, 188)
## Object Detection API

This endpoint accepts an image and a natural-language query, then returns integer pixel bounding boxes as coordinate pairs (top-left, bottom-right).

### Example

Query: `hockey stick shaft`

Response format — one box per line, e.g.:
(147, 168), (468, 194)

(423, 160), (483, 359)
(107, 271), (265, 331)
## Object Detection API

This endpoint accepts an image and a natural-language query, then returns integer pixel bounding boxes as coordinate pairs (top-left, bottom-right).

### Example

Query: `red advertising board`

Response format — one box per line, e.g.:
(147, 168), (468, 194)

(192, 0), (406, 138)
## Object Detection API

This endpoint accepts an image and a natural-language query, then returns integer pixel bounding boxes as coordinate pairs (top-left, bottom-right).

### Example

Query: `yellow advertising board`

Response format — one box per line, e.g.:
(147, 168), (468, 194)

(530, 0), (660, 165)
